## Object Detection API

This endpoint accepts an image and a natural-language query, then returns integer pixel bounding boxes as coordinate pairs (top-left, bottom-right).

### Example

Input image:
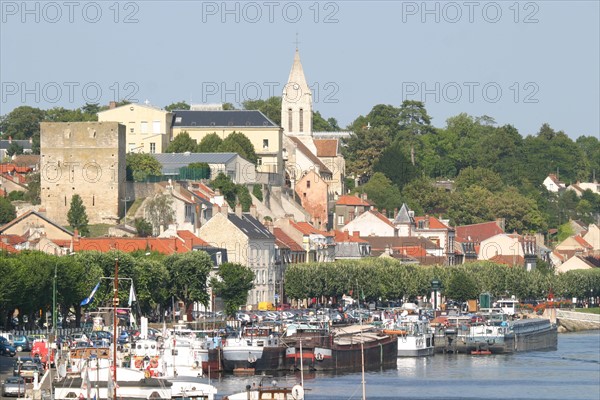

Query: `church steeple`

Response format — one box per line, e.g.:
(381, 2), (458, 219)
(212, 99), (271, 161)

(281, 48), (312, 135)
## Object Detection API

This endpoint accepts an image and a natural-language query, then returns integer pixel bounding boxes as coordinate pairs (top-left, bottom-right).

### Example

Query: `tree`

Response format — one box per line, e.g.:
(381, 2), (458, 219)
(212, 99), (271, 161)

(209, 173), (252, 210)
(134, 218), (153, 237)
(24, 173), (40, 205)
(197, 133), (223, 153)
(6, 142), (23, 157)
(355, 173), (403, 216)
(67, 194), (90, 236)
(7, 191), (25, 201)
(165, 101), (190, 112)
(313, 111), (340, 131)
(0, 106), (45, 140)
(0, 197), (16, 224)
(455, 167), (505, 192)
(166, 251), (213, 320)
(145, 194), (175, 234)
(373, 140), (419, 190)
(242, 97), (281, 125)
(126, 153), (162, 182)
(219, 131), (258, 164)
(342, 125), (392, 179)
(398, 100), (433, 165)
(165, 131), (197, 153)
(210, 262), (255, 317)
(252, 184), (263, 202)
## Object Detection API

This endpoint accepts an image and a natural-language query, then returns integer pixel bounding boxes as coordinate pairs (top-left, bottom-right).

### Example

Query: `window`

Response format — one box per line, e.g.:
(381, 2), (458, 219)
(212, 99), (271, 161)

(129, 122), (135, 134)
(153, 121), (161, 133)
(263, 139), (269, 149)
(257, 157), (263, 166)
(149, 143), (156, 154)
(299, 108), (304, 132)
(337, 215), (344, 225)
(128, 143), (136, 152)
(288, 108), (293, 132)
(306, 180), (311, 188)
(140, 121), (148, 134)
(175, 116), (182, 124)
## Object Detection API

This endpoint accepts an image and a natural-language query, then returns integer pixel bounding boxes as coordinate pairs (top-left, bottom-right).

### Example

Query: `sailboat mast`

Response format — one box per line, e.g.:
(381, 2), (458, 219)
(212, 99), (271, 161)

(112, 257), (119, 400)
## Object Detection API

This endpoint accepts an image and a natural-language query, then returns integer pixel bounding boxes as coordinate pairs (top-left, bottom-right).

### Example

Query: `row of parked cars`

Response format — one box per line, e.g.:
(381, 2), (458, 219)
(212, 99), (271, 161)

(1, 356), (45, 397)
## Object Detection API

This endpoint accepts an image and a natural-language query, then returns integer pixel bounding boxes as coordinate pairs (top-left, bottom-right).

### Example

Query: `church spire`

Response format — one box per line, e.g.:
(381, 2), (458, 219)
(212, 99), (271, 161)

(281, 47), (313, 135)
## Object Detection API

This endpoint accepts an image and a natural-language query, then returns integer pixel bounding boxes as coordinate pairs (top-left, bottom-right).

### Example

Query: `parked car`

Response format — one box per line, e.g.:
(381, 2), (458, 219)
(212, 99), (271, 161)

(0, 337), (16, 357)
(13, 335), (31, 352)
(2, 376), (26, 397)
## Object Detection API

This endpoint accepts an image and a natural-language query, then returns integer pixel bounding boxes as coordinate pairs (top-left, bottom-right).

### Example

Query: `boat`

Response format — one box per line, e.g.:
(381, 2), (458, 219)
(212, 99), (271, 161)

(283, 324), (397, 372)
(221, 326), (286, 373)
(222, 380), (304, 400)
(384, 314), (434, 357)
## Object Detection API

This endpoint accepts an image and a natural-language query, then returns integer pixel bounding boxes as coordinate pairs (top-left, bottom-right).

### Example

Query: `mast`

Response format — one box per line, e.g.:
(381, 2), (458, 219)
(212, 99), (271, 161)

(112, 256), (119, 400)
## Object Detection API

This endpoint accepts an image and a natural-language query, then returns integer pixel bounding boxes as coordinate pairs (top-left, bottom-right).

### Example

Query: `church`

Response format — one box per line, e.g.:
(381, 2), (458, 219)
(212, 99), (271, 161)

(280, 48), (346, 230)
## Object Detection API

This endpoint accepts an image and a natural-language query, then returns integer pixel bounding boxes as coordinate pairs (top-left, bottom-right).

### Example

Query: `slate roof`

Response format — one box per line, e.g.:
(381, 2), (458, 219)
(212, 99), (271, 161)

(228, 213), (274, 240)
(151, 153), (240, 174)
(172, 110), (278, 128)
(0, 140), (32, 150)
(393, 204), (414, 225)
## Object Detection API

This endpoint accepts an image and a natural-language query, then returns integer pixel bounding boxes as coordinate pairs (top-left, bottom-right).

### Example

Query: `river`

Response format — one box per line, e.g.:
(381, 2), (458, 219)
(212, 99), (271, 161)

(210, 331), (600, 400)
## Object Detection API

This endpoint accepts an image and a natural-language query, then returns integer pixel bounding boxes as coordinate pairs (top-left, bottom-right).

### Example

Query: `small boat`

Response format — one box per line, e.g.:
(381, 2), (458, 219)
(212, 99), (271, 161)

(221, 326), (285, 372)
(383, 314), (434, 357)
(222, 382), (304, 400)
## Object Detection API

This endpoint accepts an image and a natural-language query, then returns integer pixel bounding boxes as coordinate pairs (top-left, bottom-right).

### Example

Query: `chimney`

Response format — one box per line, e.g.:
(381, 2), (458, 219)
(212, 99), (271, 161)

(109, 101), (117, 109)
(250, 204), (257, 218)
(220, 202), (228, 216)
(352, 231), (360, 238)
(361, 192), (368, 200)
(496, 218), (506, 232)
(8, 136), (12, 144)
(29, 137), (32, 144)
(73, 229), (79, 240)
(235, 203), (243, 218)
(264, 220), (274, 233)
(393, 208), (398, 217)
(425, 215), (430, 229)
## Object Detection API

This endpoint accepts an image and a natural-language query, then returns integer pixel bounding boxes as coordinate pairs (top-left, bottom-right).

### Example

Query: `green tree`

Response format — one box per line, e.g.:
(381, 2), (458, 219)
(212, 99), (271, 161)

(126, 153), (162, 182)
(0, 106), (46, 140)
(455, 167), (505, 192)
(7, 191), (25, 201)
(342, 125), (392, 179)
(165, 131), (197, 153)
(24, 173), (41, 205)
(165, 101), (190, 112)
(166, 251), (213, 320)
(252, 184), (263, 202)
(197, 133), (223, 153)
(397, 100), (433, 165)
(373, 140), (419, 190)
(313, 111), (340, 131)
(0, 197), (16, 224)
(444, 269), (479, 302)
(134, 218), (153, 237)
(145, 194), (175, 234)
(242, 97), (281, 125)
(355, 172), (403, 216)
(6, 142), (24, 157)
(219, 131), (258, 164)
(210, 262), (255, 317)
(67, 194), (90, 236)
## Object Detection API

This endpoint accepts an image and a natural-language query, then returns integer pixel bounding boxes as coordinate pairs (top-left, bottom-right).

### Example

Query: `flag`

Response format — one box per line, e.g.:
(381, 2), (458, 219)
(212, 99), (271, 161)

(128, 284), (136, 307)
(80, 282), (101, 306)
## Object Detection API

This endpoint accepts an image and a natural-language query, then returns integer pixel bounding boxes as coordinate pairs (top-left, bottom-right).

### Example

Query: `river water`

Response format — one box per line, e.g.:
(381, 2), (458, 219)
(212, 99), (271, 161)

(210, 331), (600, 400)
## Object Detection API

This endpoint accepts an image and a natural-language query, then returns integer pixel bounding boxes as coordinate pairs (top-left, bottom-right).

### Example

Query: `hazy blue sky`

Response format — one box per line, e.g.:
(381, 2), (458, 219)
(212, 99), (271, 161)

(1, 1), (598, 139)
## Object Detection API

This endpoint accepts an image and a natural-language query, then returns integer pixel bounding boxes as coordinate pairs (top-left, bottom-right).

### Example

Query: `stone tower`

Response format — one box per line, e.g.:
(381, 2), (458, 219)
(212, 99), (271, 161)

(40, 122), (126, 227)
(281, 48), (313, 135)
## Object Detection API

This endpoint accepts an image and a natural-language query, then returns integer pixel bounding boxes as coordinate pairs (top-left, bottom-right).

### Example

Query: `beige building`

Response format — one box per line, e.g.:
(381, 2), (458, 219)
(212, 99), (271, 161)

(40, 122), (126, 226)
(98, 102), (173, 154)
(0, 210), (74, 242)
(198, 204), (277, 308)
(171, 110), (283, 181)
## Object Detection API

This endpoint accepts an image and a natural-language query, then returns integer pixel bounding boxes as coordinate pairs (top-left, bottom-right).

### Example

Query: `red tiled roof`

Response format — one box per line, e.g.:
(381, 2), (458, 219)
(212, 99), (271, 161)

(455, 221), (504, 242)
(392, 246), (428, 257)
(72, 237), (191, 254)
(548, 174), (564, 186)
(290, 221), (324, 236)
(333, 230), (368, 243)
(0, 241), (19, 253)
(313, 139), (338, 157)
(489, 254), (525, 266)
(574, 235), (593, 249)
(414, 216), (451, 230)
(177, 230), (210, 248)
(336, 195), (371, 206)
(273, 228), (304, 252)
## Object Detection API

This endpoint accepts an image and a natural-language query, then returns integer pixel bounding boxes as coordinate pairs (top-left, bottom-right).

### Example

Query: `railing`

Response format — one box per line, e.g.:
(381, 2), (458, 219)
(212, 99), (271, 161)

(3, 327), (87, 337)
(556, 310), (600, 324)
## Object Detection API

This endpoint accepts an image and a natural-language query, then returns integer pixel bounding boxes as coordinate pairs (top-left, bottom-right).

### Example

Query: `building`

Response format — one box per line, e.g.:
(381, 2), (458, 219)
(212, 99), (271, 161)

(273, 218), (335, 262)
(40, 122), (126, 226)
(342, 209), (396, 237)
(0, 137), (33, 161)
(198, 204), (277, 308)
(479, 233), (538, 270)
(97, 102), (173, 154)
(151, 152), (257, 184)
(543, 174), (566, 193)
(171, 110), (283, 182)
(334, 195), (371, 230)
(566, 181), (600, 196)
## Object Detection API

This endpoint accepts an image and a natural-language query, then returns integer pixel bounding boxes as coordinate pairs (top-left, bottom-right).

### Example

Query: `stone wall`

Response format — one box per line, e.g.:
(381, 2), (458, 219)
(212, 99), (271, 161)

(40, 122), (126, 226)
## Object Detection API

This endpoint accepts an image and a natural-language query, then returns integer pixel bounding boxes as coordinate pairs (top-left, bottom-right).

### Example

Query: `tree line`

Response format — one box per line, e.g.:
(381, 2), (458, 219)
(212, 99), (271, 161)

(284, 258), (600, 305)
(0, 250), (254, 329)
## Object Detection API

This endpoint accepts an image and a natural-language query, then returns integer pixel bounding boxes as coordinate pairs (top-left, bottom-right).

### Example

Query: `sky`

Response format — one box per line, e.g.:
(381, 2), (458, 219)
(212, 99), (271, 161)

(1, 0), (599, 139)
